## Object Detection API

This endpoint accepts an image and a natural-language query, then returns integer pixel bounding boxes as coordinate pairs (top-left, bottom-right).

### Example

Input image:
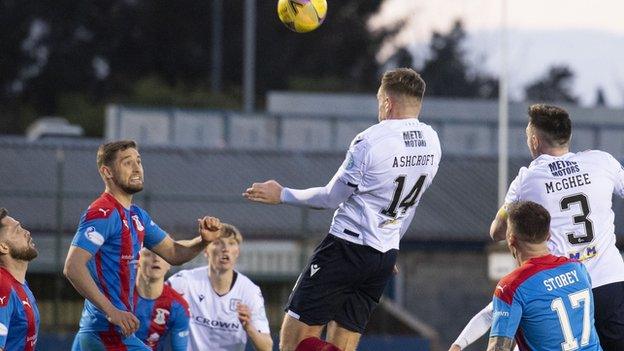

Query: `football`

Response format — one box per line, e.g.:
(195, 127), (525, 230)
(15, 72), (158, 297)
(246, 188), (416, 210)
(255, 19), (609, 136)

(277, 0), (327, 33)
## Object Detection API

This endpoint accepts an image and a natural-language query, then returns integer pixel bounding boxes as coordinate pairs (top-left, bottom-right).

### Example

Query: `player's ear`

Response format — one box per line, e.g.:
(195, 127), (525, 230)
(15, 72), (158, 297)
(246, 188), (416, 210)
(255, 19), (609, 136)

(506, 230), (515, 245)
(0, 241), (9, 255)
(100, 165), (114, 179)
(384, 95), (393, 115)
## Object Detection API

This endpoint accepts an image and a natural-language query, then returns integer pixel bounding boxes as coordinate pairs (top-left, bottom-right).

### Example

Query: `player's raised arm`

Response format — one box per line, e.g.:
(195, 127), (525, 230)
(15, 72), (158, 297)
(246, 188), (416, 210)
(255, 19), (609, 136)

(63, 246), (139, 336)
(490, 205), (509, 242)
(150, 216), (222, 266)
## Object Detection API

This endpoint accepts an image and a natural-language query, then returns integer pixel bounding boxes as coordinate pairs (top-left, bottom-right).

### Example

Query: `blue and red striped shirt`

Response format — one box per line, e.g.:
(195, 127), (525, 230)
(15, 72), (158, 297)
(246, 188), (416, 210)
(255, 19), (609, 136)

(490, 254), (602, 351)
(0, 267), (39, 351)
(71, 193), (167, 332)
(135, 284), (190, 351)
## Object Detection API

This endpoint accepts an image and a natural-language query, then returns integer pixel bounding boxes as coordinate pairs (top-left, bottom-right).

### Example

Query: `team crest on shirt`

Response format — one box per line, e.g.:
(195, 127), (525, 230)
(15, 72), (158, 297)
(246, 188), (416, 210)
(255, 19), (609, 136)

(229, 298), (242, 312)
(84, 227), (104, 246)
(0, 322), (7, 336)
(153, 308), (170, 325)
(131, 215), (145, 231)
(345, 152), (355, 170)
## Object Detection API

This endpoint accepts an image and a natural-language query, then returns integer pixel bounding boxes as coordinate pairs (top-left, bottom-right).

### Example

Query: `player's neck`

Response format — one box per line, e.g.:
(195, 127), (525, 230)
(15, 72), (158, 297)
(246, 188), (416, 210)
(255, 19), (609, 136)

(539, 146), (569, 157)
(516, 245), (550, 265)
(0, 259), (28, 284)
(384, 104), (421, 120)
(105, 187), (133, 209)
(208, 266), (234, 295)
(136, 275), (164, 299)
(385, 115), (419, 120)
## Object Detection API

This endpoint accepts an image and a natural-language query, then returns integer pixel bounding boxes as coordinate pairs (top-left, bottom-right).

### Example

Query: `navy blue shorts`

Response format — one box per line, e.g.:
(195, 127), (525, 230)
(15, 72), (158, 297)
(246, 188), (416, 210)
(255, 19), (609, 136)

(593, 281), (624, 351)
(285, 234), (398, 334)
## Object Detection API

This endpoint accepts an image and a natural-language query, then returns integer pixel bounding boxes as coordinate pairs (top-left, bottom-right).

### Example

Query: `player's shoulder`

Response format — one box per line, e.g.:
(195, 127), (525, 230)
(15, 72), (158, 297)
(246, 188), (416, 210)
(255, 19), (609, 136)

(85, 193), (119, 221)
(496, 255), (571, 303)
(575, 149), (618, 164)
(0, 268), (16, 305)
(234, 271), (262, 294)
(163, 284), (189, 309)
(174, 266), (208, 281)
(357, 119), (437, 150)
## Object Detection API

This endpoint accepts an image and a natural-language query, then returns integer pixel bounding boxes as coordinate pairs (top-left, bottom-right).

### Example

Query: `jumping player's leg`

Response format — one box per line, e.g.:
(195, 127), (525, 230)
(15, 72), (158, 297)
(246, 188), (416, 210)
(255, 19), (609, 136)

(280, 314), (325, 351)
(593, 281), (624, 351)
(325, 321), (361, 351)
(282, 235), (358, 350)
(328, 247), (397, 351)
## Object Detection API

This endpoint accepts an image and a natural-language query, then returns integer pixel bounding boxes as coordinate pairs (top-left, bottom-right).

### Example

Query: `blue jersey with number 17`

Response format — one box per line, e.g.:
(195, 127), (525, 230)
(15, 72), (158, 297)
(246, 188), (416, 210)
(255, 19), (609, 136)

(490, 254), (602, 351)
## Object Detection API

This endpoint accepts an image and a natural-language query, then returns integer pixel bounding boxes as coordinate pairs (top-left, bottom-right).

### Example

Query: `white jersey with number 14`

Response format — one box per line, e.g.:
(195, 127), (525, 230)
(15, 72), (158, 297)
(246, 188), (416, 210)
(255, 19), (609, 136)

(329, 118), (441, 253)
(505, 150), (624, 288)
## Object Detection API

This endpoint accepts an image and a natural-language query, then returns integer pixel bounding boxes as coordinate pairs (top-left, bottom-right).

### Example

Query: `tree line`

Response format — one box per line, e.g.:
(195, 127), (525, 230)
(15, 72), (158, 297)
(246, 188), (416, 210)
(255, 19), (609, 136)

(0, 1), (600, 136)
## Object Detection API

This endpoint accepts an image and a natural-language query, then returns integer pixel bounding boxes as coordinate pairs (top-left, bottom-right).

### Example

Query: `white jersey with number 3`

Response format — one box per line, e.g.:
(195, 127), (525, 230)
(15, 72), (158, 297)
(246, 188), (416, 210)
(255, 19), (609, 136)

(330, 118), (442, 253)
(505, 150), (624, 288)
(167, 267), (270, 351)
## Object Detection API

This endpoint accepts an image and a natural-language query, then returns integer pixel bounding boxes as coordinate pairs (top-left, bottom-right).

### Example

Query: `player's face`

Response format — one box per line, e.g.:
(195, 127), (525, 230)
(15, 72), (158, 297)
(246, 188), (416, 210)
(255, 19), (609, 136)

(138, 249), (170, 281)
(111, 148), (144, 194)
(206, 237), (240, 272)
(0, 215), (38, 262)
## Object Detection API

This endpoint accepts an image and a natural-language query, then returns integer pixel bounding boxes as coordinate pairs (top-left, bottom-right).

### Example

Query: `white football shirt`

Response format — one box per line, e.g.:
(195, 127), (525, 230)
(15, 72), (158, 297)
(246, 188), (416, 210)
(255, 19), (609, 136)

(330, 118), (441, 252)
(167, 267), (270, 351)
(505, 150), (624, 288)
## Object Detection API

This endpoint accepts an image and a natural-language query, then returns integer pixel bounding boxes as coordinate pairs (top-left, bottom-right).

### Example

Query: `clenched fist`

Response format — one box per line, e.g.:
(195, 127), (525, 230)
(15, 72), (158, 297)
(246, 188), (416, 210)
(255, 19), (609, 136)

(198, 216), (221, 243)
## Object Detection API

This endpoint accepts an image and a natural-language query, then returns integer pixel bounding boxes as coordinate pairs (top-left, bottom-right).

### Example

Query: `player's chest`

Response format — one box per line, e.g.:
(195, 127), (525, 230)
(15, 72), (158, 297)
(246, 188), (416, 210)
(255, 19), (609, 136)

(101, 214), (146, 254)
(9, 290), (40, 331)
(188, 286), (246, 325)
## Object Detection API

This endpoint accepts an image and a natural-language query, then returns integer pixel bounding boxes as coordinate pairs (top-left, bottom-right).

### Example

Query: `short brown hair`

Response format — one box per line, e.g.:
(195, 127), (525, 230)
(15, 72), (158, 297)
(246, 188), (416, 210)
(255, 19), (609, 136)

(97, 140), (138, 169)
(381, 68), (426, 100)
(528, 104), (571, 147)
(218, 223), (243, 244)
(507, 201), (551, 244)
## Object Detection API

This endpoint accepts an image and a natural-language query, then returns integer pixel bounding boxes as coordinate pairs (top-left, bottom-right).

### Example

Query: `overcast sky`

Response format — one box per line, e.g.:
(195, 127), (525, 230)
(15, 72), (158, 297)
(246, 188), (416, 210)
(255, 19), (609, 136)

(369, 0), (624, 106)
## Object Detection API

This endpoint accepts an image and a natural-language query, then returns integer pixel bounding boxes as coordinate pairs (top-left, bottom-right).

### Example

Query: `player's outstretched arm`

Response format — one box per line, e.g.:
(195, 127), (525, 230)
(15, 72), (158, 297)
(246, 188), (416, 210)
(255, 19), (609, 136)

(151, 216), (221, 266)
(63, 246), (139, 336)
(237, 304), (273, 351)
(244, 175), (354, 209)
(450, 302), (494, 350)
(490, 205), (508, 242)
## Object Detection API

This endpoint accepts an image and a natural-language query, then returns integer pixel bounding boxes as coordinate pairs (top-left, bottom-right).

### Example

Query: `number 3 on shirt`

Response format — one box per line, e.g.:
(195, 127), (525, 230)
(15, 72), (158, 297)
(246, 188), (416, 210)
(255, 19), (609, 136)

(381, 175), (427, 218)
(560, 194), (594, 245)
(551, 289), (591, 351)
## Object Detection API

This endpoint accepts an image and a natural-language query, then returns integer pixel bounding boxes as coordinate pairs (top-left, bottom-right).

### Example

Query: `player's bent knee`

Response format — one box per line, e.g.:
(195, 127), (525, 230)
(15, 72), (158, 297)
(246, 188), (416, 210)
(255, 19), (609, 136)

(325, 321), (361, 351)
(280, 314), (324, 351)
